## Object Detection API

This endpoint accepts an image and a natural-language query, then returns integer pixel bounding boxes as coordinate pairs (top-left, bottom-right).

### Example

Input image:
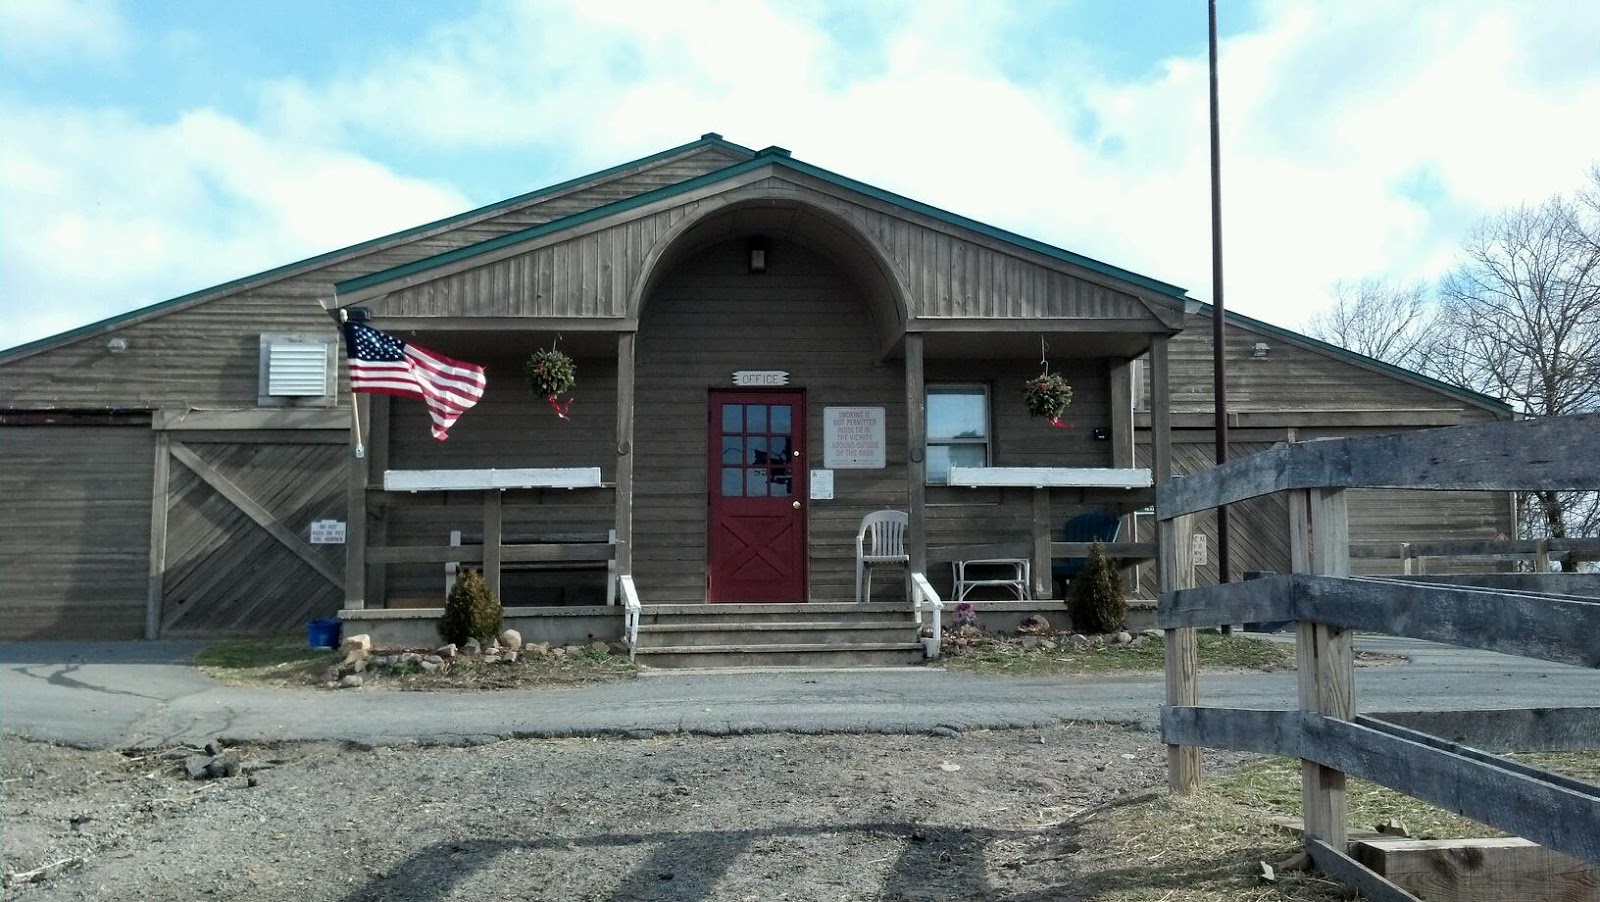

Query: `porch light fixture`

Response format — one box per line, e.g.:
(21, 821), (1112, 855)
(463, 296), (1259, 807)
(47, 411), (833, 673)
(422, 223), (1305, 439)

(1251, 341), (1270, 359)
(748, 237), (768, 273)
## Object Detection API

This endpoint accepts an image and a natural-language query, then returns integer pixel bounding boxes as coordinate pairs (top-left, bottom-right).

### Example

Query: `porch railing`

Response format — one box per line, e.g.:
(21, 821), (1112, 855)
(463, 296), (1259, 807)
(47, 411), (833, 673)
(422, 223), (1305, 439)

(618, 574), (641, 659)
(910, 572), (943, 658)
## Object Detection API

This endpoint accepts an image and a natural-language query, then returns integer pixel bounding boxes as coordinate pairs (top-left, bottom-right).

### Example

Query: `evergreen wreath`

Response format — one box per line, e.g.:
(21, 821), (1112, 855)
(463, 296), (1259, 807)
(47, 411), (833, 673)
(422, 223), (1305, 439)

(525, 343), (577, 419)
(1024, 371), (1073, 427)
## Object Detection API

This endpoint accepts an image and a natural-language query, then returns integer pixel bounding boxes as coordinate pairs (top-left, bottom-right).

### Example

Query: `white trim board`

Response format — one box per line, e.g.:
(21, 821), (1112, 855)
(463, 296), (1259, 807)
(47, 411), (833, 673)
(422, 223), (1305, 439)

(383, 468), (604, 491)
(946, 467), (1153, 488)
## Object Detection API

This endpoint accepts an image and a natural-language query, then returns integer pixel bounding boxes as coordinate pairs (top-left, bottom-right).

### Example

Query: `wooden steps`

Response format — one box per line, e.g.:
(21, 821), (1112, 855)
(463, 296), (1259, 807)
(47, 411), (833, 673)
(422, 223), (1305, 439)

(632, 602), (925, 669)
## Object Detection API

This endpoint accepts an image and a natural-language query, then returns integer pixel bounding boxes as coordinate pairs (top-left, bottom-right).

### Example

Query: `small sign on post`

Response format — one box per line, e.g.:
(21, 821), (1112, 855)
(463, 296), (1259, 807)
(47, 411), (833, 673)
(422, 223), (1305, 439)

(310, 520), (347, 545)
(1191, 533), (1208, 566)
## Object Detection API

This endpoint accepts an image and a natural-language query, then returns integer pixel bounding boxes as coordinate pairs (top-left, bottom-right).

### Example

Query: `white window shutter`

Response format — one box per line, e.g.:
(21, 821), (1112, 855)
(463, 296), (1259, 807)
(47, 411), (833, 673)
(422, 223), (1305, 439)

(267, 341), (329, 396)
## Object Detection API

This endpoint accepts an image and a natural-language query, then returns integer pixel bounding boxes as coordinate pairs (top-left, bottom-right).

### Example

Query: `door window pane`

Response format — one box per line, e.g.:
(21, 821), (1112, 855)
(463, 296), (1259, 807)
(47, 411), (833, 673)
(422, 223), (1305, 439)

(770, 405), (791, 434)
(747, 404), (768, 433)
(722, 405), (743, 434)
(721, 467), (744, 497)
(721, 436), (743, 464)
(745, 468), (768, 497)
(748, 436), (768, 466)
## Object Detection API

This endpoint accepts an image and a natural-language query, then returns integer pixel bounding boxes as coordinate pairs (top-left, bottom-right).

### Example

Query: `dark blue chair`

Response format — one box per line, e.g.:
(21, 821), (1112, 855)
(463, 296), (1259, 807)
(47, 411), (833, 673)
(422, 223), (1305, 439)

(1051, 512), (1121, 594)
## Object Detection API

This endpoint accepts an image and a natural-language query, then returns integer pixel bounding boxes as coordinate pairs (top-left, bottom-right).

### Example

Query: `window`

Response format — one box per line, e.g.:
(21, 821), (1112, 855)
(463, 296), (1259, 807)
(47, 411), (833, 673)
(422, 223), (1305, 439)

(258, 333), (337, 407)
(926, 384), (989, 483)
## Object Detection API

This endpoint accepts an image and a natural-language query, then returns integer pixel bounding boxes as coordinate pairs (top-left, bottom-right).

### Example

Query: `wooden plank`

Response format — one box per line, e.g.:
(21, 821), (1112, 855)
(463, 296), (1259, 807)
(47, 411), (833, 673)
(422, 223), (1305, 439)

(366, 396), (390, 607)
(1357, 715), (1600, 796)
(168, 441), (343, 589)
(383, 467), (604, 491)
(906, 334), (927, 577)
(1301, 714), (1600, 865)
(1366, 707), (1600, 753)
(1109, 358), (1136, 557)
(1159, 413), (1600, 519)
(1292, 488), (1353, 852)
(145, 431), (171, 639)
(1150, 335), (1172, 486)
(1161, 706), (1302, 757)
(345, 397), (369, 610)
(615, 331), (635, 574)
(1159, 575), (1296, 628)
(154, 408), (350, 431)
(1031, 488), (1051, 599)
(1160, 510), (1199, 793)
(1052, 541), (1158, 560)
(482, 489), (502, 599)
(1354, 836), (1600, 901)
(1306, 839), (1423, 902)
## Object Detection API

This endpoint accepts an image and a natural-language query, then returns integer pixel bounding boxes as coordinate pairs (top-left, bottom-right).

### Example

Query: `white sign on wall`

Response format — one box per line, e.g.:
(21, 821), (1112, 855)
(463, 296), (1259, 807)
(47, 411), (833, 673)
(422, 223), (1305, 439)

(810, 469), (835, 500)
(823, 407), (886, 469)
(732, 370), (789, 386)
(310, 520), (347, 545)
(1191, 533), (1208, 567)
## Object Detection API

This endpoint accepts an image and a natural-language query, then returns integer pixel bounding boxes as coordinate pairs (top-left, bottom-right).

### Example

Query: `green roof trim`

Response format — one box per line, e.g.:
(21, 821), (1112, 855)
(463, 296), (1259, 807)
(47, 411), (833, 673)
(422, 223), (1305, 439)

(1195, 301), (1513, 415)
(1, 135), (757, 363)
(336, 150), (1191, 300)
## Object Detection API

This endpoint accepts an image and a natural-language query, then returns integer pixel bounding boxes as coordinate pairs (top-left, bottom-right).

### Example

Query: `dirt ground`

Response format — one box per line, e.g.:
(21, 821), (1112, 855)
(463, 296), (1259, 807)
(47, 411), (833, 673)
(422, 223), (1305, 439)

(1, 726), (1256, 902)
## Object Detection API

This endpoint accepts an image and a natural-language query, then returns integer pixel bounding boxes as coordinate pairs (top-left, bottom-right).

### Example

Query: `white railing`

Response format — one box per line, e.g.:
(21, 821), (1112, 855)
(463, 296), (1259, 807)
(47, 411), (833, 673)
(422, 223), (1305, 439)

(619, 574), (641, 659)
(910, 572), (944, 659)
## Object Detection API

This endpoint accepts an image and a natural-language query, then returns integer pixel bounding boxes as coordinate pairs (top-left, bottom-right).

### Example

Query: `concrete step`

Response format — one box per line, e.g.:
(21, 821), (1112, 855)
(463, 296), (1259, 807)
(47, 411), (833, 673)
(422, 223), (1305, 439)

(638, 602), (915, 626)
(636, 621), (915, 647)
(634, 642), (925, 669)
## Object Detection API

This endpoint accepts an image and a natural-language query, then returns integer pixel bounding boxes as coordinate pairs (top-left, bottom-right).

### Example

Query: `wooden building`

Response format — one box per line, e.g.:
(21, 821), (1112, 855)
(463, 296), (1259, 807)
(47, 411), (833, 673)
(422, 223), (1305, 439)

(0, 134), (1513, 656)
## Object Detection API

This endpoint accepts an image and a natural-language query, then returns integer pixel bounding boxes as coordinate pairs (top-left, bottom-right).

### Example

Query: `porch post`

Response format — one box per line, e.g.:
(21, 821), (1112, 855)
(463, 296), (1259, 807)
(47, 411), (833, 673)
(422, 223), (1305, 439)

(615, 332), (636, 576)
(366, 395), (391, 607)
(905, 334), (927, 581)
(1109, 357), (1137, 590)
(1152, 334), (1201, 792)
(344, 395), (370, 610)
(483, 489), (503, 599)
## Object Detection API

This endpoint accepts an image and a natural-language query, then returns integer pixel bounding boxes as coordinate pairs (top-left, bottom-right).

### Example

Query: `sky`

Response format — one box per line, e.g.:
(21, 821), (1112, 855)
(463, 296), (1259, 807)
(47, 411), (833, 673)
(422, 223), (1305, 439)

(3, 0), (1599, 352)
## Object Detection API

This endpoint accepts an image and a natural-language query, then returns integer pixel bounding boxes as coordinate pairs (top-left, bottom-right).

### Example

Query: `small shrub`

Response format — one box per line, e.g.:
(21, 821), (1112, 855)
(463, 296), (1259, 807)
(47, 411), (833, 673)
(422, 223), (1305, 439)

(439, 567), (504, 646)
(1067, 542), (1126, 634)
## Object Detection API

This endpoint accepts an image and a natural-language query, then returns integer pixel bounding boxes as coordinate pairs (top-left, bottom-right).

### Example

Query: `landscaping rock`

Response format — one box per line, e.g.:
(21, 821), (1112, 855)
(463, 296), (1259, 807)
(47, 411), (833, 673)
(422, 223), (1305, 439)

(339, 674), (364, 689)
(399, 652), (422, 664)
(1114, 631), (1133, 645)
(483, 654), (501, 664)
(436, 644), (457, 659)
(588, 641), (609, 654)
(463, 638), (481, 655)
(184, 755), (211, 780)
(1141, 629), (1163, 640)
(424, 655), (444, 665)
(1068, 634), (1093, 651)
(1016, 614), (1051, 634)
(499, 629), (523, 649)
(1020, 636), (1043, 650)
(206, 755), (240, 779)
(549, 646), (567, 658)
(487, 638), (500, 653)
(419, 660), (441, 673)
(203, 739), (223, 757)
(340, 634), (372, 654)
(563, 645), (583, 656)
(626, 729), (654, 740)
(503, 651), (519, 663)
(340, 646), (369, 667)
(348, 659), (367, 674)
(930, 726), (960, 739)
(322, 666), (341, 682)
(531, 642), (551, 656)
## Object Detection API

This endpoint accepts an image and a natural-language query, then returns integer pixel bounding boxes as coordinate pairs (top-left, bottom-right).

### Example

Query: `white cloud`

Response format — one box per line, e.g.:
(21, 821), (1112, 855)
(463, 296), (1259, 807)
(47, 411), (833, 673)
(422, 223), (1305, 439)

(0, 0), (128, 64)
(0, 105), (468, 349)
(7, 0), (1599, 351)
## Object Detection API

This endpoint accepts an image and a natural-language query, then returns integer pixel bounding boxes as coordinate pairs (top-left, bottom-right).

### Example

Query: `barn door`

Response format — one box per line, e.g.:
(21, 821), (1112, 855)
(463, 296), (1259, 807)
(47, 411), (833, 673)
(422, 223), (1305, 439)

(706, 391), (807, 602)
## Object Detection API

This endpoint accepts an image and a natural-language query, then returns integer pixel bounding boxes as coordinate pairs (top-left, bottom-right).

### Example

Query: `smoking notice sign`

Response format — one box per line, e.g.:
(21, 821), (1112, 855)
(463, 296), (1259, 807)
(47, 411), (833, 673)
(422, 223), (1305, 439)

(823, 407), (886, 469)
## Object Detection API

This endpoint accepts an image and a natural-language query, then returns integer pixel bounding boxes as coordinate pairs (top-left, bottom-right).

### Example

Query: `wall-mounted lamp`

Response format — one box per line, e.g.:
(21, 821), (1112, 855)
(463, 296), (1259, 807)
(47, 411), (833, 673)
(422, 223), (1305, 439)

(1251, 341), (1270, 359)
(1091, 427), (1110, 441)
(106, 337), (129, 354)
(748, 237), (768, 274)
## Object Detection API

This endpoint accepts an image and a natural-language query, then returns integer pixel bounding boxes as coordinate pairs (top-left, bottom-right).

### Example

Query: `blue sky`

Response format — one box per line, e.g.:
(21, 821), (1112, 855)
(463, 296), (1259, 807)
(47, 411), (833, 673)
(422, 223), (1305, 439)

(3, 0), (1598, 351)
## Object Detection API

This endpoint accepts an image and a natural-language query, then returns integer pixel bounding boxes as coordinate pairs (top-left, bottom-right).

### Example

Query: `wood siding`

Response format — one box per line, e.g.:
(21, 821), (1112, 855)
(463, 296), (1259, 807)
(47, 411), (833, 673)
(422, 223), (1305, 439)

(0, 424), (153, 639)
(160, 436), (346, 634)
(0, 147), (744, 408)
(366, 172), (1159, 325)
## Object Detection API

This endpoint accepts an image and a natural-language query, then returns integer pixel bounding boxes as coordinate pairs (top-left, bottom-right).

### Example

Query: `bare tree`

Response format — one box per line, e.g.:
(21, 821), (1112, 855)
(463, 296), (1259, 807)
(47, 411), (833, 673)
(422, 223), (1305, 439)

(1305, 278), (1439, 370)
(1435, 192), (1600, 557)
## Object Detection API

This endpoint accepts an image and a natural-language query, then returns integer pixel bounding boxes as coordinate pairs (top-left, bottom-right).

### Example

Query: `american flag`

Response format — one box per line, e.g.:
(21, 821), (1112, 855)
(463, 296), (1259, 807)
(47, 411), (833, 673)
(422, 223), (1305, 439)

(341, 322), (486, 440)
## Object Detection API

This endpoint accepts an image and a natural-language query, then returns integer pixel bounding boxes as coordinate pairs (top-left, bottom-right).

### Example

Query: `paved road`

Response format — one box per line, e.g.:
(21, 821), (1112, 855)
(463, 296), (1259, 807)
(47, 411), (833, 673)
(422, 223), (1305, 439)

(1, 635), (1595, 749)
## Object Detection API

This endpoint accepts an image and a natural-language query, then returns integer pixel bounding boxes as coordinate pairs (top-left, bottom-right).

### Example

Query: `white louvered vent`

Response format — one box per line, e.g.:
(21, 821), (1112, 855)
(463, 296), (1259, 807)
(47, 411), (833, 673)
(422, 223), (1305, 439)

(267, 341), (330, 396)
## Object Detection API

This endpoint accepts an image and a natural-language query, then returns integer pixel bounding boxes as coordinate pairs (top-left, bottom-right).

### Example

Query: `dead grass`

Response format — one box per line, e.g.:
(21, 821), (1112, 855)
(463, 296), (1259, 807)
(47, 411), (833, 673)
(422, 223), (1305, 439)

(194, 638), (331, 687)
(940, 632), (1294, 676)
(195, 639), (637, 690)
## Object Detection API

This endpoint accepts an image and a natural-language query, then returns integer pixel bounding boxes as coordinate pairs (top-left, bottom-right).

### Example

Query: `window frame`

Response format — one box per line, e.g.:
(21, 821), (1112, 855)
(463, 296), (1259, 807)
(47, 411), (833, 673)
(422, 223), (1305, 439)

(925, 382), (991, 485)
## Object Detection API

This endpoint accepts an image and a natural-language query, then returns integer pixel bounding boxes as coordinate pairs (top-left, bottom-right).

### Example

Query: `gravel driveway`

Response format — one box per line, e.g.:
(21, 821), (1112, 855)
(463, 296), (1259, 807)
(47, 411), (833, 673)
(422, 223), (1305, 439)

(2, 725), (1228, 901)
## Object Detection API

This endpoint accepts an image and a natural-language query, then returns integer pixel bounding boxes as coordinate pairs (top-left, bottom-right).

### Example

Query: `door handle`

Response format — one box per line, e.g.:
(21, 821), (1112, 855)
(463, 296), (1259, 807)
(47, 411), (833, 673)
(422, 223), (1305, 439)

(792, 501), (802, 509)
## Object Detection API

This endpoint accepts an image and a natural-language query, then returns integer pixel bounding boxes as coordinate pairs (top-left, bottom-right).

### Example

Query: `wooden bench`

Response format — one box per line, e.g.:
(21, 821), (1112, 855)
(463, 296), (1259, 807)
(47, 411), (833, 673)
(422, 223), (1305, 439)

(447, 529), (617, 606)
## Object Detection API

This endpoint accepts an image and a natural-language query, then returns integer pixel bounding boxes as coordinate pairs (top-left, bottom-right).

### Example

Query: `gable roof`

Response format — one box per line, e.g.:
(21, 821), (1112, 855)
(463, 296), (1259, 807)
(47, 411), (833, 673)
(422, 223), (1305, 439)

(0, 133), (757, 365)
(1192, 302), (1513, 415)
(335, 145), (1191, 302)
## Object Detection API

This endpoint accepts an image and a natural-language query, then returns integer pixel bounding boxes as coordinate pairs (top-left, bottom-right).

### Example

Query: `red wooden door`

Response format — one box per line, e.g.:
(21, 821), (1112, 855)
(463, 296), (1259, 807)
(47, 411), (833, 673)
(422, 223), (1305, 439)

(707, 391), (806, 602)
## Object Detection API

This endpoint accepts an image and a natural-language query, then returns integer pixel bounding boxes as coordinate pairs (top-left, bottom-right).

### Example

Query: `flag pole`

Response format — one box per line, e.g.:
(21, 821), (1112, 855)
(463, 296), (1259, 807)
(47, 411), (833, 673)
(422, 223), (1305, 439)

(339, 308), (366, 459)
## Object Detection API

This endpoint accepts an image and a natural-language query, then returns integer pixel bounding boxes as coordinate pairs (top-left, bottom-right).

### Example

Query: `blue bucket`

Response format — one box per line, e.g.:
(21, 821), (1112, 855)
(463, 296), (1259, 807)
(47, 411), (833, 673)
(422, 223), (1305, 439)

(307, 619), (342, 649)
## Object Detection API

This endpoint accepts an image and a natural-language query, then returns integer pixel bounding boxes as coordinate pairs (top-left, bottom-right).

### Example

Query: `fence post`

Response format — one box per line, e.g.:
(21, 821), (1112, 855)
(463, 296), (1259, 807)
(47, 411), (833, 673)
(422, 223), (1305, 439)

(1161, 512), (1200, 793)
(1289, 487), (1352, 852)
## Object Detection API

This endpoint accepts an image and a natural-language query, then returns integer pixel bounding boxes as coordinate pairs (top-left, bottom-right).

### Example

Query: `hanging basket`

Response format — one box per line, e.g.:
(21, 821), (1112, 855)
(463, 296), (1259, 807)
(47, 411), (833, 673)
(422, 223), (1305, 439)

(1024, 372), (1073, 426)
(525, 347), (577, 418)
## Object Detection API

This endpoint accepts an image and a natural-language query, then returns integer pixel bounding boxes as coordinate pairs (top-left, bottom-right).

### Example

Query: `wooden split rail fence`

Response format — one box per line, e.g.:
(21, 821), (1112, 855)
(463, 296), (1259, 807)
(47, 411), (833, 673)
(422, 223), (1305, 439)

(1156, 413), (1600, 900)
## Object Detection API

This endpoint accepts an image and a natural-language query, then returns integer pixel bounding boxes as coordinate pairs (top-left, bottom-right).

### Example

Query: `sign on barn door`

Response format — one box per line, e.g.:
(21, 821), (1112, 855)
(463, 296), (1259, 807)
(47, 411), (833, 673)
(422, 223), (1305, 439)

(706, 391), (807, 602)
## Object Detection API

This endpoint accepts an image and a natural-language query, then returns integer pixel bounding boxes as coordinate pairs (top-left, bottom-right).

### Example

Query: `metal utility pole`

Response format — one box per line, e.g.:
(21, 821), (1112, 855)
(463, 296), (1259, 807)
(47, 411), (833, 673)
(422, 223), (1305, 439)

(1209, 0), (1233, 605)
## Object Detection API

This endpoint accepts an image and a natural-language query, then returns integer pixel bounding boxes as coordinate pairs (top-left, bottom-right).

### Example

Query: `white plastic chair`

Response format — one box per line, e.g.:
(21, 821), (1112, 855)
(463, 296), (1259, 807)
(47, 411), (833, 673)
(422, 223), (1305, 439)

(855, 510), (910, 603)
